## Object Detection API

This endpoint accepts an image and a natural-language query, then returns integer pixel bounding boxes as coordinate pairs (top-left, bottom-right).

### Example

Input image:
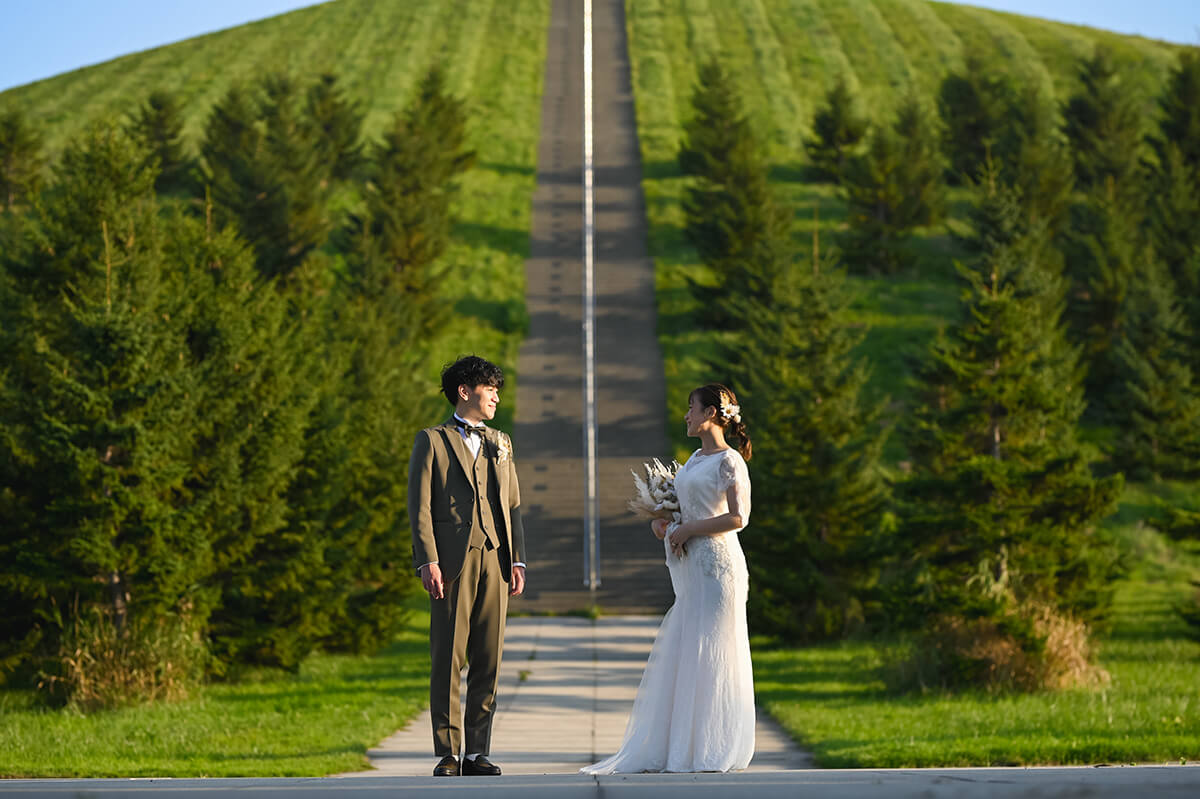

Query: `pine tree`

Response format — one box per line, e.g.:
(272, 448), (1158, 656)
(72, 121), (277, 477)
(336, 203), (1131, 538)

(1063, 179), (1149, 417)
(678, 59), (791, 325)
(1062, 47), (1145, 200)
(725, 240), (890, 640)
(1112, 260), (1200, 480)
(345, 65), (474, 339)
(803, 76), (868, 181)
(678, 59), (756, 187)
(0, 109), (45, 212)
(937, 57), (1020, 184)
(1011, 90), (1075, 241)
(306, 72), (364, 182)
(840, 93), (944, 274)
(894, 174), (1123, 687)
(0, 123), (207, 678)
(0, 120), (321, 683)
(126, 90), (197, 197)
(201, 74), (333, 280)
(168, 205), (321, 672)
(1156, 50), (1200, 170)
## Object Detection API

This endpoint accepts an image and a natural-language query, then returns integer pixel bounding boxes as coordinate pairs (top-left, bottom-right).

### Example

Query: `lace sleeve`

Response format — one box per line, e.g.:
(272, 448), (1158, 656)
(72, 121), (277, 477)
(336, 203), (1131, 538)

(718, 452), (751, 526)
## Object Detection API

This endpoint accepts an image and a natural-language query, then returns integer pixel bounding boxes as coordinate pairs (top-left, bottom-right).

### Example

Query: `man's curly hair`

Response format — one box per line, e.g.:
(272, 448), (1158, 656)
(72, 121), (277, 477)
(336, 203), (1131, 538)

(441, 355), (505, 404)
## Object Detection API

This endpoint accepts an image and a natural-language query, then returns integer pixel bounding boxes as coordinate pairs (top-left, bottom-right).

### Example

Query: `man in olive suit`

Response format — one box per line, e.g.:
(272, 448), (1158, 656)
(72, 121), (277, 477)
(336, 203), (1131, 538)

(408, 355), (526, 777)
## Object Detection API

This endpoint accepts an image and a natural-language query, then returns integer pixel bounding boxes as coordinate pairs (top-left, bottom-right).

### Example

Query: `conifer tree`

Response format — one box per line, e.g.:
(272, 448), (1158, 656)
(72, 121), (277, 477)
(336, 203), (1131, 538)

(170, 209), (321, 671)
(803, 76), (868, 181)
(678, 59), (791, 325)
(894, 173), (1123, 684)
(1011, 90), (1075, 241)
(346, 65), (474, 340)
(0, 123), (207, 675)
(0, 121), (319, 681)
(678, 59), (756, 187)
(1112, 261), (1200, 480)
(725, 240), (890, 640)
(126, 90), (196, 196)
(840, 93), (944, 274)
(201, 74), (333, 280)
(1063, 180), (1150, 416)
(1156, 50), (1200, 170)
(1062, 47), (1145, 201)
(306, 72), (364, 182)
(937, 57), (1019, 184)
(0, 108), (46, 212)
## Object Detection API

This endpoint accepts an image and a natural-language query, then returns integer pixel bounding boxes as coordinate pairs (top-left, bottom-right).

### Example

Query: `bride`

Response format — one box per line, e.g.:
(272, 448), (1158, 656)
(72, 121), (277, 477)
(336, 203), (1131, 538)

(582, 383), (755, 774)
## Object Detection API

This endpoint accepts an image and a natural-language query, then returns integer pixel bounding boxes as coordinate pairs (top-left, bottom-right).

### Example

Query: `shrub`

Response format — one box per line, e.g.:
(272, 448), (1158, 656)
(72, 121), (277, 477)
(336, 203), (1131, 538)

(38, 605), (208, 711)
(890, 602), (1110, 694)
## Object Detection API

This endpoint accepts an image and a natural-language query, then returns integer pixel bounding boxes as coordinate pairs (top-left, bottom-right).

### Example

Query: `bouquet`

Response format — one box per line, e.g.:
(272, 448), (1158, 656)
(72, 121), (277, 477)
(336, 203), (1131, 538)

(628, 458), (681, 524)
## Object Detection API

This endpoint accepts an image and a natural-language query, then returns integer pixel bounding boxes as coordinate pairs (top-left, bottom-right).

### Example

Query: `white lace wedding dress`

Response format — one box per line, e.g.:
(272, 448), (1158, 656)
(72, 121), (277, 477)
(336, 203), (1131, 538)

(582, 448), (755, 774)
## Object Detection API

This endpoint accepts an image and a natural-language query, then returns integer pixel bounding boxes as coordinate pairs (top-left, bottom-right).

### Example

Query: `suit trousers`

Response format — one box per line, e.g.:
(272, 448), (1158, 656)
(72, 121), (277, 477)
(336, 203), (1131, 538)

(429, 540), (509, 758)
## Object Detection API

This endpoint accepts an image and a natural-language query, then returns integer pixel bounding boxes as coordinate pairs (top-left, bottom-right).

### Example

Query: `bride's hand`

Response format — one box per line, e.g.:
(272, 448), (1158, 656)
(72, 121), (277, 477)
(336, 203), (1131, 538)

(651, 519), (669, 539)
(668, 523), (689, 557)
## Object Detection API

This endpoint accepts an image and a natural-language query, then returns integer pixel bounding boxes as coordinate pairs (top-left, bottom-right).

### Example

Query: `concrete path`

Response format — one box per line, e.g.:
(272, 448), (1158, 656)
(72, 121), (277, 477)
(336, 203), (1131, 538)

(514, 0), (672, 615)
(343, 616), (811, 776)
(8, 767), (1200, 797)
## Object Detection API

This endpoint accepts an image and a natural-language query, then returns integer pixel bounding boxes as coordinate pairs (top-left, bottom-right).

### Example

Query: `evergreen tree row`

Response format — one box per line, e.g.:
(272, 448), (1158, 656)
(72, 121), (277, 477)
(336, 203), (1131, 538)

(0, 67), (474, 698)
(676, 50), (1199, 688)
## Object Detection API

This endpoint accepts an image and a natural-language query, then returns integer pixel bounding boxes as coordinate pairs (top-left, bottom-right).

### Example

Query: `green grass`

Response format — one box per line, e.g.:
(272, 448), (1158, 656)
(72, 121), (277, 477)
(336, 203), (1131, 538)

(0, 0), (550, 434)
(0, 607), (432, 778)
(753, 486), (1200, 768)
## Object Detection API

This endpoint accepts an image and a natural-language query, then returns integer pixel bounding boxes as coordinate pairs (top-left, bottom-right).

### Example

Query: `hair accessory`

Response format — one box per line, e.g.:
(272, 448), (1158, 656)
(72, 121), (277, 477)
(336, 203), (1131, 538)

(719, 397), (741, 424)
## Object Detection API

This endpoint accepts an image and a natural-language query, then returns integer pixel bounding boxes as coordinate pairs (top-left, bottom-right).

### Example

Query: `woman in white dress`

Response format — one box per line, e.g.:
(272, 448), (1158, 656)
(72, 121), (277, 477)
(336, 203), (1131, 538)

(582, 383), (755, 774)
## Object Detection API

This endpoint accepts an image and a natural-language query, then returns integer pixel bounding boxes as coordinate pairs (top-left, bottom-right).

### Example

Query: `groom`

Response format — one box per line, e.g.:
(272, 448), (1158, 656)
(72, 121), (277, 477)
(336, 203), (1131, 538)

(408, 355), (527, 777)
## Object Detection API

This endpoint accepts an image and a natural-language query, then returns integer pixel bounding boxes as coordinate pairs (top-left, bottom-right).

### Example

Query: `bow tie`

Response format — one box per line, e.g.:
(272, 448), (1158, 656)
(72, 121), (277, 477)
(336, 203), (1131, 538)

(455, 421), (486, 437)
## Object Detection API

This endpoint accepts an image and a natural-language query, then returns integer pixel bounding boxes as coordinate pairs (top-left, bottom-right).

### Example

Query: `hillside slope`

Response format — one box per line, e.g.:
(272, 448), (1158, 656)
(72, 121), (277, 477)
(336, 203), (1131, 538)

(623, 0), (1195, 456)
(0, 0), (551, 407)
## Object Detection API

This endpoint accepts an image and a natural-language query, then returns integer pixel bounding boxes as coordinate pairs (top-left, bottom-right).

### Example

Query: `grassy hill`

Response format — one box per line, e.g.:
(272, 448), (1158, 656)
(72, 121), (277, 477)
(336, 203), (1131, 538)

(0, 0), (550, 424)
(624, 0), (1193, 456)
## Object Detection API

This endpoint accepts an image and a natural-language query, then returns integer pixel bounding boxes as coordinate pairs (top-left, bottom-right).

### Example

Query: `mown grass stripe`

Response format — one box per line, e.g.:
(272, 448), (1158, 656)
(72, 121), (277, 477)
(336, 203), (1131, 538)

(682, 0), (722, 62)
(326, 0), (426, 129)
(929, 2), (1056, 103)
(762, 0), (860, 101)
(625, 0), (682, 164)
(730, 0), (806, 154)
(870, 0), (963, 94)
(360, 0), (458, 137)
(814, 0), (920, 113)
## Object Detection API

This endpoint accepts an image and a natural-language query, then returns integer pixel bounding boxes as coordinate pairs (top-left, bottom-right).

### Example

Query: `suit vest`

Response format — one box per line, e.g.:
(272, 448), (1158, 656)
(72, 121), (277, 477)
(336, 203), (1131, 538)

(467, 445), (502, 551)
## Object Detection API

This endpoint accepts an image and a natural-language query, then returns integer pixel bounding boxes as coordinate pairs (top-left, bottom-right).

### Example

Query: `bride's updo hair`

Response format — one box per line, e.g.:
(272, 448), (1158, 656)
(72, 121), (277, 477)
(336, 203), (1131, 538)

(690, 383), (752, 462)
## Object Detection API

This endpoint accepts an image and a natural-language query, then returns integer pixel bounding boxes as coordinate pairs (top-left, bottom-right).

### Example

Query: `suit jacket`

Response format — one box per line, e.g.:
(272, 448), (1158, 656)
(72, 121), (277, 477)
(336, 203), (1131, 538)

(408, 418), (526, 584)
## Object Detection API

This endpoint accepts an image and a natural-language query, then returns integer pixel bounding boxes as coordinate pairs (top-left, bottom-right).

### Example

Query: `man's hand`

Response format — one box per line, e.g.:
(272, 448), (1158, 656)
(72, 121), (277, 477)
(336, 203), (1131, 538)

(420, 563), (445, 600)
(510, 565), (526, 596)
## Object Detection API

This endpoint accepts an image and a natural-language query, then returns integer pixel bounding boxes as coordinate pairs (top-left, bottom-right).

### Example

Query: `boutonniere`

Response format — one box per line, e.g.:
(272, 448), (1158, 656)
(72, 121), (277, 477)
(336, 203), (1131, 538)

(494, 435), (512, 465)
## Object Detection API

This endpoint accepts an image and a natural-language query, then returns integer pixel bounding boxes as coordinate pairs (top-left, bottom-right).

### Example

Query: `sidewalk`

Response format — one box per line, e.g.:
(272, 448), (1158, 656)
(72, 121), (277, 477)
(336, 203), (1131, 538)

(344, 616), (812, 776)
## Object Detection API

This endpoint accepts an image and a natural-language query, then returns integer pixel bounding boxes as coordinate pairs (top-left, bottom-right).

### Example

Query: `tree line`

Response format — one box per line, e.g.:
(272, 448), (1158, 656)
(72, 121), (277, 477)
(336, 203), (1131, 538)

(679, 48), (1200, 691)
(0, 67), (472, 704)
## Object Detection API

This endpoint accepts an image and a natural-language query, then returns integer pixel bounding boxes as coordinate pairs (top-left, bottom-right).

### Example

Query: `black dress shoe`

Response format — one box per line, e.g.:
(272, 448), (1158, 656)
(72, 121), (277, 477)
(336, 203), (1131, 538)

(433, 755), (459, 776)
(462, 755), (502, 776)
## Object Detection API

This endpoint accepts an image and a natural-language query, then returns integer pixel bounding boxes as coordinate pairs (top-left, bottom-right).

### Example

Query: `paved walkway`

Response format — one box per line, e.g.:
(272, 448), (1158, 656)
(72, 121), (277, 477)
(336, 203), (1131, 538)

(9, 768), (1200, 797)
(342, 616), (811, 776)
(514, 0), (672, 614)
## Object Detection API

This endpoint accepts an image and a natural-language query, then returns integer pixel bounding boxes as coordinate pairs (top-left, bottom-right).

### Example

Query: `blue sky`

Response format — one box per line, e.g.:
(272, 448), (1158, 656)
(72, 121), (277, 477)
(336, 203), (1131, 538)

(1, 0), (1197, 93)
